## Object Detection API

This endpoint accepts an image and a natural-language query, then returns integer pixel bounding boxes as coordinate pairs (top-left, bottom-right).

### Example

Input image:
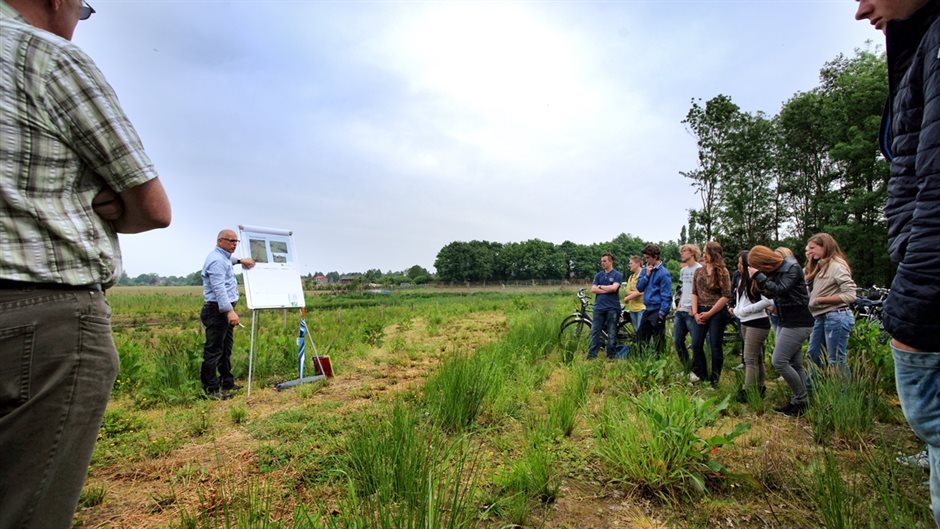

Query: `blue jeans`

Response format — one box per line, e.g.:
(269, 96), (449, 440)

(629, 311), (644, 333)
(588, 308), (618, 359)
(807, 308), (855, 374)
(673, 310), (695, 369)
(892, 346), (940, 527)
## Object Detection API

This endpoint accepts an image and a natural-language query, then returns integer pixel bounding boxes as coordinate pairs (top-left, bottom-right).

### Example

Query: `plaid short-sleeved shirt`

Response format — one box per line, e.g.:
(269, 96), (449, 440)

(0, 2), (159, 287)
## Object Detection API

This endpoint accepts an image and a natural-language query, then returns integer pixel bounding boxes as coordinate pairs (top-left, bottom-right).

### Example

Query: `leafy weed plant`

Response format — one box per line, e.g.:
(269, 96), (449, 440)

(595, 389), (750, 498)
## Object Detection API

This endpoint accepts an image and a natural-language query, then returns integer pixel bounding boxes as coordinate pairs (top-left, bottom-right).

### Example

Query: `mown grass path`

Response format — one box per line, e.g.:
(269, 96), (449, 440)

(78, 308), (506, 528)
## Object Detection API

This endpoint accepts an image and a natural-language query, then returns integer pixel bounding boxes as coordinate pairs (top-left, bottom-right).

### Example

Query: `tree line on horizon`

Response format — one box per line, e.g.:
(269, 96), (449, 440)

(433, 234), (681, 283)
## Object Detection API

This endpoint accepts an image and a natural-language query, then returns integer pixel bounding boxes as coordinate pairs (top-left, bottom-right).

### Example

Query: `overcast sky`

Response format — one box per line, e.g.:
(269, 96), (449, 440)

(72, 0), (877, 277)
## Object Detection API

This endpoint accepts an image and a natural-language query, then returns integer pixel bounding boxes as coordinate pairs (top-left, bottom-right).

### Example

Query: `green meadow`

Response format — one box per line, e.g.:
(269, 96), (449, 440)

(74, 286), (933, 528)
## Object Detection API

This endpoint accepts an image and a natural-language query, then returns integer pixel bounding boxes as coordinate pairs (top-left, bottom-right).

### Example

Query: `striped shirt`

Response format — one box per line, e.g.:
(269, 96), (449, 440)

(0, 2), (159, 287)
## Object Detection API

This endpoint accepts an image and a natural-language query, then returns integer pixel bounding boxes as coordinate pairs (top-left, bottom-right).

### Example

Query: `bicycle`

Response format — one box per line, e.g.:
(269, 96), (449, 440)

(852, 285), (890, 344)
(557, 288), (641, 360)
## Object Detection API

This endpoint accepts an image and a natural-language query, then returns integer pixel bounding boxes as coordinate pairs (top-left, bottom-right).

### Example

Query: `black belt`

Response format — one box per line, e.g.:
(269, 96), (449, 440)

(0, 279), (102, 292)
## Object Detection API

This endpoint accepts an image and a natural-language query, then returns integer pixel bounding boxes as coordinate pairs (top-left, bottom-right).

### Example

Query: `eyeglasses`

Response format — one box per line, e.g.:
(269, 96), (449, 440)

(220, 238), (240, 244)
(79, 1), (95, 21)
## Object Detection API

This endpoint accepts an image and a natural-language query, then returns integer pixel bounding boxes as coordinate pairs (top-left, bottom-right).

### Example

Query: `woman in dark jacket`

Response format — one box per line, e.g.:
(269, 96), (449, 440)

(748, 245), (815, 417)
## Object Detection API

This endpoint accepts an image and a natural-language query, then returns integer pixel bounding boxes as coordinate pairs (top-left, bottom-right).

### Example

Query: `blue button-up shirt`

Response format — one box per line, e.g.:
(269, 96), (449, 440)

(636, 263), (673, 316)
(202, 247), (238, 313)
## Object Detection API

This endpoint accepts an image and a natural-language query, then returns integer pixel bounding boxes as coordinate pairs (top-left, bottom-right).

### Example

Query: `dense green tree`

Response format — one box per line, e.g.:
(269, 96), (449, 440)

(406, 265), (430, 280)
(682, 95), (741, 241)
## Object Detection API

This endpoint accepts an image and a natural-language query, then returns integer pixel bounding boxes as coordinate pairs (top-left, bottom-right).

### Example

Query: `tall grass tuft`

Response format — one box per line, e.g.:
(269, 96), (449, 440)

(343, 402), (440, 506)
(490, 423), (560, 526)
(335, 437), (482, 529)
(136, 334), (203, 408)
(424, 352), (498, 432)
(805, 368), (879, 444)
(595, 389), (750, 498)
(860, 440), (935, 527)
(808, 452), (858, 529)
(502, 309), (556, 363)
(546, 362), (590, 437)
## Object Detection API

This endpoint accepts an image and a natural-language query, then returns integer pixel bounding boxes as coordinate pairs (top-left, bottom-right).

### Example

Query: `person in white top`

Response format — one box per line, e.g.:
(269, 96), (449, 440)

(728, 250), (773, 402)
(673, 244), (701, 371)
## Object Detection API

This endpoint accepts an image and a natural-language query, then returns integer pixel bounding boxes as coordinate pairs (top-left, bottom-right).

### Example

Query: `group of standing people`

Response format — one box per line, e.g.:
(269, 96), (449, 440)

(587, 244), (673, 359)
(589, 233), (858, 421)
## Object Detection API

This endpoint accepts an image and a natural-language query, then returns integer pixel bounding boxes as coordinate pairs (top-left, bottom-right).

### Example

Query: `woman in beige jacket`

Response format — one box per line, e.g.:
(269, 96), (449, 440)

(804, 233), (857, 375)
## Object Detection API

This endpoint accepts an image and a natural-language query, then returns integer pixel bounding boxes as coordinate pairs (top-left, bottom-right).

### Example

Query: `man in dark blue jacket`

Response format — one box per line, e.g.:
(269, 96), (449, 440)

(636, 244), (673, 354)
(857, 0), (940, 524)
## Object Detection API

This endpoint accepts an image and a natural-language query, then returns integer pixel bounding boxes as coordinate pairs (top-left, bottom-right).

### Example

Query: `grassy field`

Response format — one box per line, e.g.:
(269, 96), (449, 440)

(73, 286), (933, 528)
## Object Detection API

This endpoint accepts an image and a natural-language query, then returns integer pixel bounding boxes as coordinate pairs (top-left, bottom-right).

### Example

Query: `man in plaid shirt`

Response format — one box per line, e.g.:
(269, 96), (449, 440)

(0, 1), (171, 527)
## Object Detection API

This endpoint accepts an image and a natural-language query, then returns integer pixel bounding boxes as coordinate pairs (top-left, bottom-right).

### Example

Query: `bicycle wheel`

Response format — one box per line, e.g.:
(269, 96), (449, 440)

(617, 319), (637, 347)
(559, 318), (592, 361)
(560, 313), (584, 330)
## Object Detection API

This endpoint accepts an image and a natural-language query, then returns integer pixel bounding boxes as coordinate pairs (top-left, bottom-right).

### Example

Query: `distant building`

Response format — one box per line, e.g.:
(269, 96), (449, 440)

(313, 274), (328, 284)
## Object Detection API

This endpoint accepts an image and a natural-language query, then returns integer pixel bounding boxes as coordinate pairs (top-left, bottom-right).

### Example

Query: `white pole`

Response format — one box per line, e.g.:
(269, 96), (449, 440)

(247, 309), (257, 399)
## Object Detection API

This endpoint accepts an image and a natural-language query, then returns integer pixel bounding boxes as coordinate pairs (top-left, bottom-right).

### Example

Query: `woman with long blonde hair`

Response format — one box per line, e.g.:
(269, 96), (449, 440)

(689, 241), (732, 387)
(804, 233), (857, 375)
(748, 245), (815, 417)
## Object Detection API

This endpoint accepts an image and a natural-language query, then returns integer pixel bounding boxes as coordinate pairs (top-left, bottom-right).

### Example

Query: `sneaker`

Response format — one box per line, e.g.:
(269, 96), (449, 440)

(689, 372), (701, 383)
(896, 450), (929, 469)
(774, 402), (794, 414)
(736, 389), (748, 403)
(223, 384), (243, 392)
(206, 390), (232, 401)
(779, 402), (806, 417)
(733, 363), (745, 371)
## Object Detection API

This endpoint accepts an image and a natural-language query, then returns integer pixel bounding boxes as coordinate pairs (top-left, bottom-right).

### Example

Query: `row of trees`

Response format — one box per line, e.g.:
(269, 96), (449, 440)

(433, 234), (681, 282)
(683, 47), (891, 287)
(117, 266), (435, 288)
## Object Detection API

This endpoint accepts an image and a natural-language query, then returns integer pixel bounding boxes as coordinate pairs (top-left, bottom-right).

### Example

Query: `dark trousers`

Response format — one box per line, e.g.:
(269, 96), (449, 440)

(690, 306), (728, 384)
(588, 308), (619, 359)
(201, 303), (235, 392)
(673, 310), (695, 369)
(637, 308), (666, 354)
(0, 288), (118, 529)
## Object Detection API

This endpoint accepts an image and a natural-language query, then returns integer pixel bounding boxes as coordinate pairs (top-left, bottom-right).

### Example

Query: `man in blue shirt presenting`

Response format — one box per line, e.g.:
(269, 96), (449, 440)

(201, 229), (255, 400)
(588, 252), (623, 359)
(636, 244), (673, 354)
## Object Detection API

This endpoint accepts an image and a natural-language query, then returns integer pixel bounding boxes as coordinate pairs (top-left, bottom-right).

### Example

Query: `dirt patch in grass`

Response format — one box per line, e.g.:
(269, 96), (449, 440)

(76, 310), (507, 528)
